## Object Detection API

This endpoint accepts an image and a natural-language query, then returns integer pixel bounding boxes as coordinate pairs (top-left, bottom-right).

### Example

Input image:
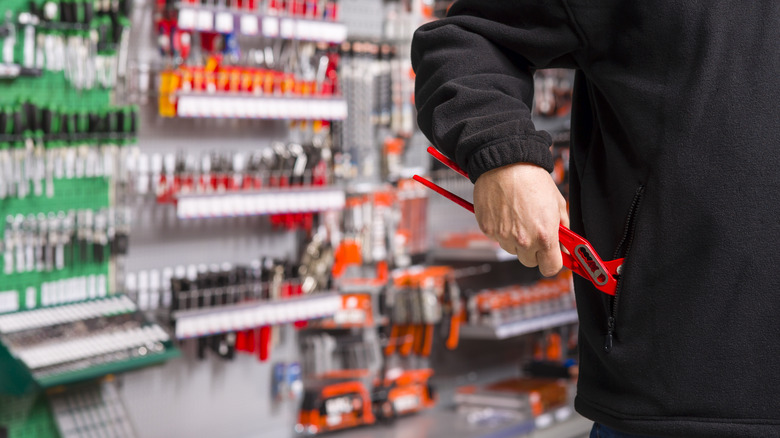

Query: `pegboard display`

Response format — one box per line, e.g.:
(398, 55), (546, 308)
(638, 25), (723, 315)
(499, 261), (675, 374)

(0, 177), (111, 307)
(0, 0), (136, 311)
(0, 3), (182, 434)
(0, 392), (59, 438)
(0, 73), (112, 109)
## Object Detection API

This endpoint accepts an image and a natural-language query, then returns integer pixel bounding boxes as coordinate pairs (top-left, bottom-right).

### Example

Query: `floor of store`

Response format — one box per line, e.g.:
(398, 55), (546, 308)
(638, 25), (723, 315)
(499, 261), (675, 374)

(325, 405), (592, 438)
(319, 364), (592, 438)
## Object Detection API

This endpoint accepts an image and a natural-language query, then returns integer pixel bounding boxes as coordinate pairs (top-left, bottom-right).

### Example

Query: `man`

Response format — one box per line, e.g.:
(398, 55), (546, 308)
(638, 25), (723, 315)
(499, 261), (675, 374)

(411, 1), (780, 437)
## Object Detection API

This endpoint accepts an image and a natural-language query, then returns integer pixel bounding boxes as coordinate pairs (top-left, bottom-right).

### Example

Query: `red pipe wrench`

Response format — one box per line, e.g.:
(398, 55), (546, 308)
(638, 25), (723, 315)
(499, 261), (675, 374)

(414, 147), (622, 296)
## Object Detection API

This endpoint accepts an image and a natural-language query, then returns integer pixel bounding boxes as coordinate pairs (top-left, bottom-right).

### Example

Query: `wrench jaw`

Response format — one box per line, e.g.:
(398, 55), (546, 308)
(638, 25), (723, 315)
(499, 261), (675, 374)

(560, 251), (617, 295)
(574, 244), (609, 286)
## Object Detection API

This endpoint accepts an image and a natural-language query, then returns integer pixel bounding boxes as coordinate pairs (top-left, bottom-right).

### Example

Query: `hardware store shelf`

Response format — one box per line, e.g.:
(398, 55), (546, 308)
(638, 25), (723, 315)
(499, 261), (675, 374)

(430, 246), (517, 262)
(175, 186), (346, 219)
(177, 4), (348, 43)
(0, 300), (179, 395)
(173, 292), (341, 339)
(175, 92), (348, 120)
(459, 310), (580, 340)
(35, 347), (181, 389)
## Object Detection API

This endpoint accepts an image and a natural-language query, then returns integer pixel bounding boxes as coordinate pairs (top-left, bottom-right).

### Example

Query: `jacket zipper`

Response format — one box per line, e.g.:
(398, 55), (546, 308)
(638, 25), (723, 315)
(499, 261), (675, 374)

(604, 185), (645, 353)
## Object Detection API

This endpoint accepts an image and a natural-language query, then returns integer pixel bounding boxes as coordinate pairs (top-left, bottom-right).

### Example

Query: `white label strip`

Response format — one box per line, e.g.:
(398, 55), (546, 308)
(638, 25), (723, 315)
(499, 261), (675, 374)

(196, 10), (214, 31)
(175, 294), (341, 339)
(262, 16), (279, 37)
(176, 95), (348, 120)
(177, 188), (345, 219)
(215, 12), (234, 33)
(279, 18), (295, 38)
(296, 21), (347, 43)
(25, 287), (36, 309)
(240, 15), (259, 35)
(0, 291), (20, 314)
(178, 9), (196, 30)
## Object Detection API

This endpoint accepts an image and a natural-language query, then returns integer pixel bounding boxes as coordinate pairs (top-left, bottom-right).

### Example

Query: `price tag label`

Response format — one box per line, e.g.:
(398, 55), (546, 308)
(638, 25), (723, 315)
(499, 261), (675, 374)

(197, 10), (214, 31)
(178, 9), (196, 30)
(240, 15), (259, 35)
(215, 12), (234, 33)
(296, 20), (314, 40)
(280, 18), (295, 38)
(262, 17), (279, 37)
(330, 23), (348, 43)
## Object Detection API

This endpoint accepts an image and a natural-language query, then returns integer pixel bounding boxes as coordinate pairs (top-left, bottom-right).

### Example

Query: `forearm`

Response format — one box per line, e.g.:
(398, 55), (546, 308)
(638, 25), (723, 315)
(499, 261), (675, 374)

(411, 1), (581, 182)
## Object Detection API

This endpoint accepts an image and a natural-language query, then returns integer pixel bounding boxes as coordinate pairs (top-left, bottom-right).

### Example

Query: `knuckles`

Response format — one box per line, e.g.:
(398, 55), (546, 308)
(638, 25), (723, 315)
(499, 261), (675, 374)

(535, 228), (556, 249)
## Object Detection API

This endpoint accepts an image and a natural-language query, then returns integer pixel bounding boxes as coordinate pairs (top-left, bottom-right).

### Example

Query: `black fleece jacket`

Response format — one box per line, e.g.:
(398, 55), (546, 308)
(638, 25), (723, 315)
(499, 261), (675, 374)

(412, 1), (780, 437)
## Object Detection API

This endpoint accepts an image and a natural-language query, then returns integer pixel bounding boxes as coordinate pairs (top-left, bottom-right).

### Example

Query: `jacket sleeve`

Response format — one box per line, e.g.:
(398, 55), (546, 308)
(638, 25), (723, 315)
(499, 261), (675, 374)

(411, 0), (583, 182)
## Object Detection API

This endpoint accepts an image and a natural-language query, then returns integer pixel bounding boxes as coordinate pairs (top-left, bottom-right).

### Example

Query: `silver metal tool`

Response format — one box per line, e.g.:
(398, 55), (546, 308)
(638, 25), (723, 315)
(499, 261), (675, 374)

(3, 216), (14, 275)
(18, 12), (38, 69)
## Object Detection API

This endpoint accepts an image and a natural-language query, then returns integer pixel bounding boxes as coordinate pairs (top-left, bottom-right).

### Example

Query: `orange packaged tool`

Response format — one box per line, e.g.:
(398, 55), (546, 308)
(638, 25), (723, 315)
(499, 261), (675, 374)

(241, 69), (254, 93)
(158, 70), (177, 117)
(398, 325), (414, 357)
(229, 68), (242, 92)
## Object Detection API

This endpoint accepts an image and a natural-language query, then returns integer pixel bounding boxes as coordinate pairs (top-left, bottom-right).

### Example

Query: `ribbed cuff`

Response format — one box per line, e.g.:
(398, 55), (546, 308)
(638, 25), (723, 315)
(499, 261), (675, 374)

(465, 131), (554, 183)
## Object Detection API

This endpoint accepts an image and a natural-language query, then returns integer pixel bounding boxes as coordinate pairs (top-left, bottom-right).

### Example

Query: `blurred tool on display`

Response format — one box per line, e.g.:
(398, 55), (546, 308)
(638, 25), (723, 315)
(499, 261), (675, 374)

(296, 368), (436, 435)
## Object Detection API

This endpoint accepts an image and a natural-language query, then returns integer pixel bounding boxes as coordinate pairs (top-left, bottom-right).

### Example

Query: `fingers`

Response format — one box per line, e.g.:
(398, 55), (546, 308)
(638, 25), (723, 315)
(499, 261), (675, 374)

(494, 234), (538, 267)
(536, 238), (563, 277)
(472, 162), (568, 278)
(518, 226), (562, 277)
(517, 251), (539, 269)
(558, 194), (570, 229)
(495, 228), (560, 276)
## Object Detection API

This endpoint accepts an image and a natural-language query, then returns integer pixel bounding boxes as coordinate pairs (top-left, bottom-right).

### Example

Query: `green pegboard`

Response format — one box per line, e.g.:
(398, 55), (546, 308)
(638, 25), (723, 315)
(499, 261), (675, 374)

(1, 0), (116, 108)
(0, 177), (109, 216)
(0, 391), (59, 438)
(0, 72), (113, 111)
(0, 177), (111, 307)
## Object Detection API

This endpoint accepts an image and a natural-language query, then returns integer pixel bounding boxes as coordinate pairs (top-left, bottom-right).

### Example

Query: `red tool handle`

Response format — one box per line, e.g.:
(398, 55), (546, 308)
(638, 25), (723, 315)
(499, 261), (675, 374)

(258, 326), (271, 361)
(428, 147), (468, 179)
(417, 147), (623, 296)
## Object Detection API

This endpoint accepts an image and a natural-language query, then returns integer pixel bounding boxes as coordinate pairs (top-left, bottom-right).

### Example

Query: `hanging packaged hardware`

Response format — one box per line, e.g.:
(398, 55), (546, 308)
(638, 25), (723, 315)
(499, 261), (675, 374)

(18, 11), (38, 70)
(0, 12), (44, 78)
(0, 141), (9, 199)
(1, 13), (14, 66)
(299, 232), (334, 294)
(1, 207), (125, 276)
(0, 101), (137, 199)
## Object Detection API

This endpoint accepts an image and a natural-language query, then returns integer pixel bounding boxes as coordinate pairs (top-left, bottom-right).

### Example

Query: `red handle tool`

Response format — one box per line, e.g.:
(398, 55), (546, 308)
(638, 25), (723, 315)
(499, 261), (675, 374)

(415, 146), (623, 296)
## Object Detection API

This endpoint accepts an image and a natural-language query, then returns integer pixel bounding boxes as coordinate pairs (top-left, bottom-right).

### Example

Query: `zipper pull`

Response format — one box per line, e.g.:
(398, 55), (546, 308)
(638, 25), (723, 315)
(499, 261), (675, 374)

(604, 317), (615, 353)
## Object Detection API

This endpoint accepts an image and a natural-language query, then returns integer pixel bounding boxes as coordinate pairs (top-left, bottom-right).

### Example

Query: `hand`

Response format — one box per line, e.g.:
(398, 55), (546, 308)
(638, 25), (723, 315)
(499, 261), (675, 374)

(473, 162), (569, 276)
